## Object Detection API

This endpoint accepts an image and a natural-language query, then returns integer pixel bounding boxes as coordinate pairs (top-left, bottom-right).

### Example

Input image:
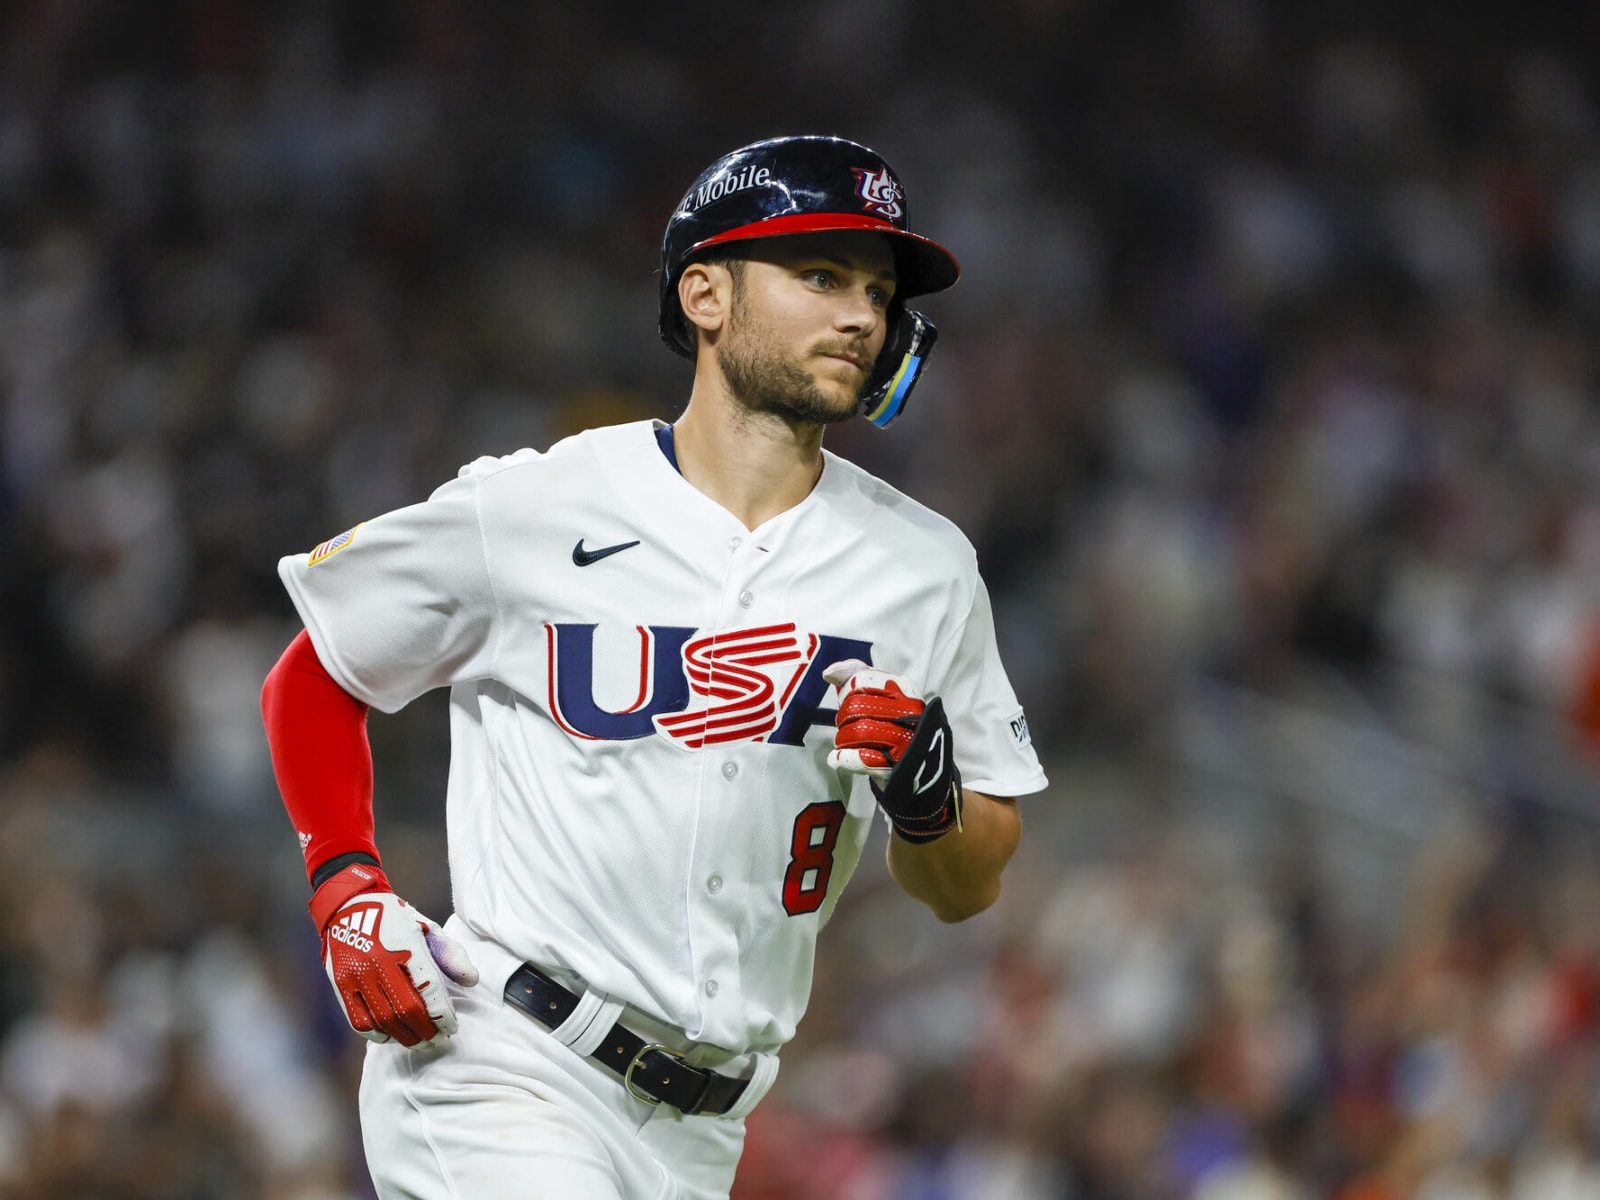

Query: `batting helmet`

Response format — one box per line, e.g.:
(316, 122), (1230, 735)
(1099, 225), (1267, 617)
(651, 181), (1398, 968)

(658, 135), (960, 428)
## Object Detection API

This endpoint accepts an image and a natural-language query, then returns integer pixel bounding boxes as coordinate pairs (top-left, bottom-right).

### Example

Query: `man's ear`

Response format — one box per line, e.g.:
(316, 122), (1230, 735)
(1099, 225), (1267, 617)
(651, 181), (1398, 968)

(678, 262), (729, 342)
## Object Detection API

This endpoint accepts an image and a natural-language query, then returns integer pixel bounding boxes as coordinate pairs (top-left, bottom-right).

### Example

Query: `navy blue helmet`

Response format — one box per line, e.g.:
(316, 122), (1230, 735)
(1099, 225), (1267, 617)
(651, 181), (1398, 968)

(659, 135), (960, 428)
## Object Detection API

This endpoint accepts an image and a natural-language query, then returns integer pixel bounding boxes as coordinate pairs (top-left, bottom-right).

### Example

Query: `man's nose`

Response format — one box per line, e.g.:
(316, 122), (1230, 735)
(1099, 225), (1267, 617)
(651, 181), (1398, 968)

(835, 286), (880, 336)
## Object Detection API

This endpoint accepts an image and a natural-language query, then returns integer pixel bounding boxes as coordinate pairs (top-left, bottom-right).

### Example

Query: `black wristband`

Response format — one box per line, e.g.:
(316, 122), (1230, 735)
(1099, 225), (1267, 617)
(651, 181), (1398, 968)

(311, 851), (382, 891)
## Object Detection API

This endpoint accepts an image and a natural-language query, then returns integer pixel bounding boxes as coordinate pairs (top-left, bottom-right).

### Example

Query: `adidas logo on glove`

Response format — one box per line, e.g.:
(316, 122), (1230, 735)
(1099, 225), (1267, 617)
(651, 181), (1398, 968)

(327, 905), (380, 953)
(309, 863), (480, 1048)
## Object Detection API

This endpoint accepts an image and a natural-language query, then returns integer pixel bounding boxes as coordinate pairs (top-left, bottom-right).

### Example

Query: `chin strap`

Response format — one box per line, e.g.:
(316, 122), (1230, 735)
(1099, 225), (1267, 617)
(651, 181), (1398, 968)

(861, 309), (939, 429)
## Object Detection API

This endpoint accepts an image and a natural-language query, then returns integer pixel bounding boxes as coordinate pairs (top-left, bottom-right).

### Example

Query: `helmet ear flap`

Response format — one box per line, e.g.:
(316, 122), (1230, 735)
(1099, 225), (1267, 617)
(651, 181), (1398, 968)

(861, 308), (938, 429)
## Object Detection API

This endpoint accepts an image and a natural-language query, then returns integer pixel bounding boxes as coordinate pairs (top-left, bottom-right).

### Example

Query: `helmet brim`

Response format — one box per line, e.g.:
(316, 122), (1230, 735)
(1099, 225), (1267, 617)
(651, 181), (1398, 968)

(687, 213), (961, 299)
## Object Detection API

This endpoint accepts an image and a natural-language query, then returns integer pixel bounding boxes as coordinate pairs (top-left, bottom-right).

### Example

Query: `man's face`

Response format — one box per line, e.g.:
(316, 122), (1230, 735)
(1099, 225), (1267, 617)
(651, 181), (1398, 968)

(715, 232), (897, 427)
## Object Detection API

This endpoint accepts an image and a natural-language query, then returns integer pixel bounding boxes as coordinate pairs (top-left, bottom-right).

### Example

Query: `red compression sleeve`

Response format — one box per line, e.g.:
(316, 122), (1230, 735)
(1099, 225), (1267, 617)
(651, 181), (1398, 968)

(261, 630), (380, 884)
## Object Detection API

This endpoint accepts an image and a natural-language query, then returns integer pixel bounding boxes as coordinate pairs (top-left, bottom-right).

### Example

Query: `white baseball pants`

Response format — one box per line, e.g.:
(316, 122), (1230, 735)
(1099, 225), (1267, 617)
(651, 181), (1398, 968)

(357, 972), (751, 1200)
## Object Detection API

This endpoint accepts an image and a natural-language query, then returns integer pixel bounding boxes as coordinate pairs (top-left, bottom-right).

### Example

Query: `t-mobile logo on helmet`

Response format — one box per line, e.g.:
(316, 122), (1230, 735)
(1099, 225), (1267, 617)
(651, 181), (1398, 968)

(853, 167), (904, 220)
(689, 165), (773, 211)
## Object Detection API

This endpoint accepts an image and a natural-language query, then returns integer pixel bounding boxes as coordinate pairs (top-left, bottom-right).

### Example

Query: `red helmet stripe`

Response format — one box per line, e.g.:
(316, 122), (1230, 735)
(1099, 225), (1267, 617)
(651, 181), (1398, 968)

(688, 213), (959, 273)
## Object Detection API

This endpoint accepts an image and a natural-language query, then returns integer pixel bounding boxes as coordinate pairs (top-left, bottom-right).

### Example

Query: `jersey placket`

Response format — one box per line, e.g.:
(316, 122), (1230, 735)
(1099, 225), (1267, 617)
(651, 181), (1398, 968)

(680, 530), (776, 1042)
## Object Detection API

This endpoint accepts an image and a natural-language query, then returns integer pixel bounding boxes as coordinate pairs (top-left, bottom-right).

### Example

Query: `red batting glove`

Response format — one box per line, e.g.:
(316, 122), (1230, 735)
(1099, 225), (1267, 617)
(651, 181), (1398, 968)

(310, 863), (479, 1047)
(824, 660), (963, 843)
(824, 660), (925, 776)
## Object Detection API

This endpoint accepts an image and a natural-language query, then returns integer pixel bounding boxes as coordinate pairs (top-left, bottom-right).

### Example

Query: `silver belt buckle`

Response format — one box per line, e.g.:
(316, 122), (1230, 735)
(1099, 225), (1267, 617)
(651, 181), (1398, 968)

(624, 1042), (687, 1106)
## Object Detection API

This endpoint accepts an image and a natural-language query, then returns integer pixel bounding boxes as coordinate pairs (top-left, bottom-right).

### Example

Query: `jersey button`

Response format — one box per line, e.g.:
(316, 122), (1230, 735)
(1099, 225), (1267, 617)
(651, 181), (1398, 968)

(704, 980), (719, 997)
(706, 874), (723, 894)
(738, 590), (754, 608)
(721, 761), (739, 780)
(729, 536), (742, 550)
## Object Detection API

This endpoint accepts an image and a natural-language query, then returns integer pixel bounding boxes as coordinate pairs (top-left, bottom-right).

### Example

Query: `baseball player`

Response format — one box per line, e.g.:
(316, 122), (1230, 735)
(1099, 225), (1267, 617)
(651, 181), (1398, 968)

(261, 135), (1047, 1199)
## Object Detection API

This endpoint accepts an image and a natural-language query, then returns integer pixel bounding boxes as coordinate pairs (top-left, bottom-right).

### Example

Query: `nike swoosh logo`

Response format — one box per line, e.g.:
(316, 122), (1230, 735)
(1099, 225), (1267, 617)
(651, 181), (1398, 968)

(572, 538), (641, 567)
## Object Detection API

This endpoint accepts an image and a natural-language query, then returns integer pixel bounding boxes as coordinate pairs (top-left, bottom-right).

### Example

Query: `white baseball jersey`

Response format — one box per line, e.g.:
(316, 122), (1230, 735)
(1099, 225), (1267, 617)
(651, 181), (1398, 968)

(279, 418), (1047, 1057)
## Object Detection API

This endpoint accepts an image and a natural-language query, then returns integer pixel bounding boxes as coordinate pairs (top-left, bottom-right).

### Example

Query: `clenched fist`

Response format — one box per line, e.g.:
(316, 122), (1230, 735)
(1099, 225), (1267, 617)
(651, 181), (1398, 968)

(310, 863), (479, 1047)
(824, 660), (963, 844)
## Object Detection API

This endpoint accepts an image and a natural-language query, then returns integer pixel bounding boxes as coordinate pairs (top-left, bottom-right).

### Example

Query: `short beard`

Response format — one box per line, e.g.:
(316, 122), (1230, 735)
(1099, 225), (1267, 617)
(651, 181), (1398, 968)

(721, 339), (862, 426)
(718, 278), (866, 427)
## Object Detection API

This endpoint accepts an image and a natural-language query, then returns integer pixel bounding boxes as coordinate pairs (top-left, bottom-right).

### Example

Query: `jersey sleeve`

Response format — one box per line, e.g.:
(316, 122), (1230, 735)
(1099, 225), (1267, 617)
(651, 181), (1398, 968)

(928, 576), (1048, 798)
(277, 471), (499, 713)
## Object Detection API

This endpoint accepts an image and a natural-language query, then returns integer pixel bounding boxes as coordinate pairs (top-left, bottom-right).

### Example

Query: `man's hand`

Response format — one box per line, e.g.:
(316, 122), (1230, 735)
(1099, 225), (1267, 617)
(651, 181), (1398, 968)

(310, 863), (479, 1047)
(824, 660), (963, 844)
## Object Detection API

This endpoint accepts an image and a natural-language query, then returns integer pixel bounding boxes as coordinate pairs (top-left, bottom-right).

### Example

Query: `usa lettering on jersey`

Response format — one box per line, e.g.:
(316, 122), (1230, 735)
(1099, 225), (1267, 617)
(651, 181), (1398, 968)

(546, 622), (872, 747)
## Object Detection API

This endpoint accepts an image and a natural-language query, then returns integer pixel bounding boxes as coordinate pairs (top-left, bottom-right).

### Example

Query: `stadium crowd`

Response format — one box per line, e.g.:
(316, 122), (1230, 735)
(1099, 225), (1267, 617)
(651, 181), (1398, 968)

(2, 2), (1600, 1196)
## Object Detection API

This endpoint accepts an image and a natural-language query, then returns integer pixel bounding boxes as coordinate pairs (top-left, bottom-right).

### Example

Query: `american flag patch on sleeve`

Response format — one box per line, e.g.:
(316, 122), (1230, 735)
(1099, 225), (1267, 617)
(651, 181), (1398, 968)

(308, 524), (362, 565)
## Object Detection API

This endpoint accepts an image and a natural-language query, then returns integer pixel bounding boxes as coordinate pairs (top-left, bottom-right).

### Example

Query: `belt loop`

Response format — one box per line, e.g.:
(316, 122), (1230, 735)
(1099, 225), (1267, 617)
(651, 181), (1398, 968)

(721, 1051), (779, 1120)
(549, 990), (626, 1059)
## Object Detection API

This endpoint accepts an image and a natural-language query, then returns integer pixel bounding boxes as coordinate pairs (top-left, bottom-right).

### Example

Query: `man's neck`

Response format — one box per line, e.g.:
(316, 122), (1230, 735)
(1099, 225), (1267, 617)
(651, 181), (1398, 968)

(672, 382), (827, 532)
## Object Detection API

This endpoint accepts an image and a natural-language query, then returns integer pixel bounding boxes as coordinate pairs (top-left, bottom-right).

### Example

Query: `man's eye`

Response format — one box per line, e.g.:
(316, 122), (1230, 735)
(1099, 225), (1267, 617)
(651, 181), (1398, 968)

(806, 270), (834, 287)
(868, 287), (891, 307)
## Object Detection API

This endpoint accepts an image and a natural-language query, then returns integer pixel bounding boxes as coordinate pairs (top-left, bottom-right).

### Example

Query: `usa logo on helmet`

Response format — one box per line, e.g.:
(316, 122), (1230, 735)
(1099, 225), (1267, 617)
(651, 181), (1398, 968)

(853, 167), (904, 220)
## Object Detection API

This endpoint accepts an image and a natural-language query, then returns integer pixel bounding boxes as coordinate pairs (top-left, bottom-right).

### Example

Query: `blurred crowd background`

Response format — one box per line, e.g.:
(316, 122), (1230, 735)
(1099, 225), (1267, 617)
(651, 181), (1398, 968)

(4, 1), (1600, 1197)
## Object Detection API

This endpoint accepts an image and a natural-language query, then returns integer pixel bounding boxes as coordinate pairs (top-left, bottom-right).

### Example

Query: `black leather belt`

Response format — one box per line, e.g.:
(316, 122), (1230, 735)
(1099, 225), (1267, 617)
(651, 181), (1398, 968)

(504, 963), (750, 1117)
